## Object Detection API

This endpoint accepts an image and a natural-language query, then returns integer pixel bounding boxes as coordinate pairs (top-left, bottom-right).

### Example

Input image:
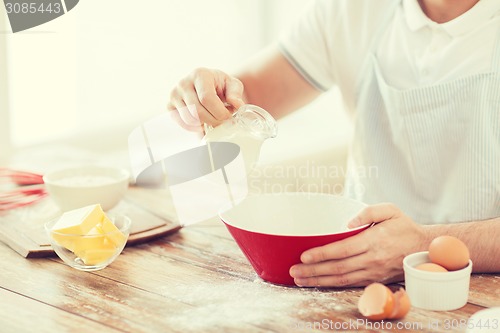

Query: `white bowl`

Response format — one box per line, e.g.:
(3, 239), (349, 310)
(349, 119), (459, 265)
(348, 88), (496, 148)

(403, 251), (472, 311)
(43, 166), (129, 211)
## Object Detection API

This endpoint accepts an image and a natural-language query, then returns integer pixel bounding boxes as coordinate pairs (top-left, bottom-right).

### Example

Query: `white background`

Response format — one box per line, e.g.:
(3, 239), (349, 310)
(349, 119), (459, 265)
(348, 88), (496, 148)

(0, 0), (352, 165)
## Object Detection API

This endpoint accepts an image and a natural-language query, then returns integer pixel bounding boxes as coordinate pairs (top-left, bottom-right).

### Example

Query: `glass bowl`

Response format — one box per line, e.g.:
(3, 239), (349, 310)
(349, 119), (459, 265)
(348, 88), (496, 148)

(45, 214), (131, 271)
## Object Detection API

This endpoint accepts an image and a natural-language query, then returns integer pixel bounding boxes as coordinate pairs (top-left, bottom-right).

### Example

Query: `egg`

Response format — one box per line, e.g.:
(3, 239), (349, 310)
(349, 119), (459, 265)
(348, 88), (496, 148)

(389, 288), (411, 320)
(415, 262), (448, 272)
(358, 283), (411, 321)
(358, 283), (394, 320)
(428, 236), (470, 271)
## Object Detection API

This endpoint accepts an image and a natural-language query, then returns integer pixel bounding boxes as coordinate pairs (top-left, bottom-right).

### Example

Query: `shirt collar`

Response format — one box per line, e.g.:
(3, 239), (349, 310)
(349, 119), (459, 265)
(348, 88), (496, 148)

(403, 0), (500, 37)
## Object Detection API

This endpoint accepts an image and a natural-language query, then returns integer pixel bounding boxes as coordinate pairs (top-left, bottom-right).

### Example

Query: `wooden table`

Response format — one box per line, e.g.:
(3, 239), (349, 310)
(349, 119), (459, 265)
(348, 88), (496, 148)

(1, 188), (499, 333)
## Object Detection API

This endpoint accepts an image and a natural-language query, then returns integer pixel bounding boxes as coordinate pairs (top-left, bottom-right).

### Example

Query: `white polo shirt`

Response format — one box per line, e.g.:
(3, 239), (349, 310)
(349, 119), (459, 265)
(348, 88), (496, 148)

(279, 0), (500, 114)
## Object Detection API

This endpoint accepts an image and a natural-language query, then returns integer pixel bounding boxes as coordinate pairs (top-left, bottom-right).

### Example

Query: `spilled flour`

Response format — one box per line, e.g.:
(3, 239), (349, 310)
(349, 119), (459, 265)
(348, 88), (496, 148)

(163, 275), (352, 331)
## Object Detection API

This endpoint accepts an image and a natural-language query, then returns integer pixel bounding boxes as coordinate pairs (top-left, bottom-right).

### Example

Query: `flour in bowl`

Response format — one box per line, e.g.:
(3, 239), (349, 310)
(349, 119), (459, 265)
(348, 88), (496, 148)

(53, 176), (117, 187)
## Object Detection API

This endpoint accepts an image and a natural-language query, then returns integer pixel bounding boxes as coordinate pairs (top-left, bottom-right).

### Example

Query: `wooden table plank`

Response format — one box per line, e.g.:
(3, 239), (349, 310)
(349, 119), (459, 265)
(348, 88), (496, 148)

(0, 187), (181, 258)
(90, 230), (487, 333)
(0, 227), (493, 333)
(163, 227), (493, 333)
(0, 188), (497, 333)
(0, 241), (280, 332)
(0, 243), (194, 333)
(91, 246), (368, 332)
(468, 274), (500, 308)
(0, 287), (123, 333)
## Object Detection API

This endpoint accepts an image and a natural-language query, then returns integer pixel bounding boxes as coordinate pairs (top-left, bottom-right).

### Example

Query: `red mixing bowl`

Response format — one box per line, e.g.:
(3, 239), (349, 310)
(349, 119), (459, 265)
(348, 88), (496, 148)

(219, 192), (370, 286)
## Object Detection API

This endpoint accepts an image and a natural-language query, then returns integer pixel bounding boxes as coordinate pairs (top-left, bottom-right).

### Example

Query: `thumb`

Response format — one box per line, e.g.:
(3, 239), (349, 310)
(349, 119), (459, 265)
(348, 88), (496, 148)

(347, 203), (401, 228)
(224, 77), (245, 110)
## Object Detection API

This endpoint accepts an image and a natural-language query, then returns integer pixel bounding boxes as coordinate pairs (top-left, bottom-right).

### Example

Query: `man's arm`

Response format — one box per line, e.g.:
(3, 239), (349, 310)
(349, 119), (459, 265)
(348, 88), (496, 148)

(422, 217), (500, 272)
(237, 46), (321, 119)
(167, 45), (321, 130)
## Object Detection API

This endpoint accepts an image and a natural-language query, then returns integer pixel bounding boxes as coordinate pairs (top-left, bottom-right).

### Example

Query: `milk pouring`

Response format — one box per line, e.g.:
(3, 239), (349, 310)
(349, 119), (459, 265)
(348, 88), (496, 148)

(203, 104), (277, 173)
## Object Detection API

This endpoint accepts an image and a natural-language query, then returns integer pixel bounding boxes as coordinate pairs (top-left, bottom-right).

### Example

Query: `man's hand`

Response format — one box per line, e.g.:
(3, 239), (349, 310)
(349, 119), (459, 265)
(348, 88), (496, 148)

(167, 47), (322, 131)
(167, 68), (245, 131)
(289, 203), (429, 287)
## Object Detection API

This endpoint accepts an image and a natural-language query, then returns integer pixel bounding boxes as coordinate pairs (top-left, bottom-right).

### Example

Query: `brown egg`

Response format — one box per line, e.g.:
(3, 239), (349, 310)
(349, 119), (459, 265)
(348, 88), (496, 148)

(389, 288), (411, 320)
(429, 236), (470, 271)
(358, 283), (394, 321)
(415, 262), (448, 272)
(358, 284), (412, 321)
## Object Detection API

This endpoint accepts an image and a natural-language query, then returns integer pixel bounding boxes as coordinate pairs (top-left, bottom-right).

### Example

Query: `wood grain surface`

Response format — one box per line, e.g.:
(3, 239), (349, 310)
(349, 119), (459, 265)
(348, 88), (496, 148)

(0, 188), (498, 332)
(0, 187), (180, 258)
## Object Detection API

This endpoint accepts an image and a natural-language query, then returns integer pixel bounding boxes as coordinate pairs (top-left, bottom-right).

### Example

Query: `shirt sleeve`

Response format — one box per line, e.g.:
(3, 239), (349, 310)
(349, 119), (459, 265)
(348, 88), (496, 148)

(279, 0), (337, 92)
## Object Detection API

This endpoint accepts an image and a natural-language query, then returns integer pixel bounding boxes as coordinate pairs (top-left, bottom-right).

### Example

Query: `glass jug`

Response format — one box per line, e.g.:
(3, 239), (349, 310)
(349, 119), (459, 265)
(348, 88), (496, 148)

(202, 104), (277, 173)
